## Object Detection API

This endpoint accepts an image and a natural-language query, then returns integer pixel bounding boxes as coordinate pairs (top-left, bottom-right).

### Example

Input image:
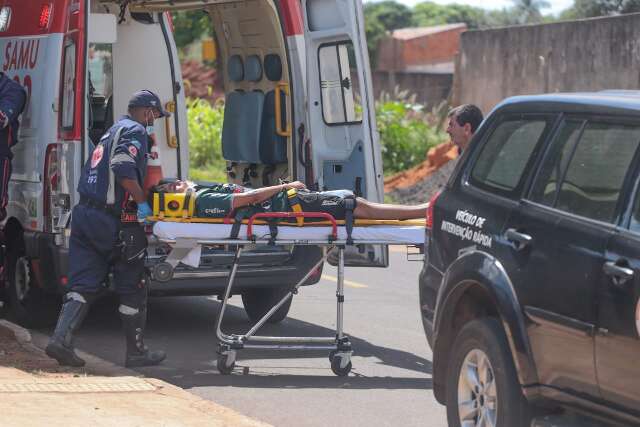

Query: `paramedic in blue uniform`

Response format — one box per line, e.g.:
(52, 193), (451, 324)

(46, 90), (169, 368)
(0, 73), (27, 221)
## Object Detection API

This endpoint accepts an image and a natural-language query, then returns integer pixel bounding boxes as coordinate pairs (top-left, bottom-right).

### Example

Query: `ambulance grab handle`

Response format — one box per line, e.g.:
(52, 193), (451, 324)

(275, 82), (292, 137)
(164, 101), (177, 148)
(247, 212), (337, 241)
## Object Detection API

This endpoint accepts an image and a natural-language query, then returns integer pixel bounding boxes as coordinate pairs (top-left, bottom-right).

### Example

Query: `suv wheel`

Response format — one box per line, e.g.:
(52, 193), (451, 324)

(241, 287), (293, 324)
(7, 254), (59, 328)
(446, 318), (531, 427)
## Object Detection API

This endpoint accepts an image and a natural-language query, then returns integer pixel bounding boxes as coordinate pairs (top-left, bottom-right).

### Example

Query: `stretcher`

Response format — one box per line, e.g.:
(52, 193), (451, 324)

(151, 211), (425, 376)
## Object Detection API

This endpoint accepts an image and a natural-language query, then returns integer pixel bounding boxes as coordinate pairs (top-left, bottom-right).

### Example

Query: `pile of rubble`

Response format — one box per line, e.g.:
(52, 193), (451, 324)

(384, 141), (458, 204)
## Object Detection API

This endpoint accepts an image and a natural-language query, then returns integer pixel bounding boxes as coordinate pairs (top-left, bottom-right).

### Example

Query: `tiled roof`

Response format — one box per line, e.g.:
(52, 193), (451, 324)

(391, 23), (467, 40)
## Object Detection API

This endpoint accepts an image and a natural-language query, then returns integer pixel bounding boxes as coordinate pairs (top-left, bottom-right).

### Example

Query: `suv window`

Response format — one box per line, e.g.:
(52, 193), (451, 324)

(470, 116), (550, 197)
(629, 189), (640, 233)
(530, 119), (640, 223)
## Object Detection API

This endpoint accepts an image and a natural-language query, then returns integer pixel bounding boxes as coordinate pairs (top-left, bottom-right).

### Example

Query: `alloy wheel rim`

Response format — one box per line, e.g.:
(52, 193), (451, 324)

(457, 349), (497, 427)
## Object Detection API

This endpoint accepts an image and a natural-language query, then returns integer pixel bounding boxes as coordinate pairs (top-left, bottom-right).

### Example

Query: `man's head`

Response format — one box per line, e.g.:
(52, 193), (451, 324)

(447, 104), (483, 152)
(127, 89), (170, 127)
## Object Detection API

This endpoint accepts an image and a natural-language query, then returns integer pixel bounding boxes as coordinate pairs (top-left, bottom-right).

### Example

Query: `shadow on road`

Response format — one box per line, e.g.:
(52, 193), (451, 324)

(48, 295), (434, 391)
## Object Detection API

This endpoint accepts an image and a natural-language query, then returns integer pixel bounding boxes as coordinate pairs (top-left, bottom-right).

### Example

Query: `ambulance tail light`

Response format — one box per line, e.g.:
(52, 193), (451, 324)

(39, 3), (53, 29)
(425, 190), (441, 230)
(43, 144), (60, 233)
(0, 7), (12, 32)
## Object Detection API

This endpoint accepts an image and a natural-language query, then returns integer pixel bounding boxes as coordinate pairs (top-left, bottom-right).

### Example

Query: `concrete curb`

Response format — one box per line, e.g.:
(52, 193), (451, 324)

(0, 319), (270, 426)
(0, 319), (134, 377)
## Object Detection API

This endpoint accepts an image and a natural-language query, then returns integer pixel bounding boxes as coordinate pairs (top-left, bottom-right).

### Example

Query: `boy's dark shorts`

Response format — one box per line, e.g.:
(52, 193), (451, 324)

(294, 189), (355, 220)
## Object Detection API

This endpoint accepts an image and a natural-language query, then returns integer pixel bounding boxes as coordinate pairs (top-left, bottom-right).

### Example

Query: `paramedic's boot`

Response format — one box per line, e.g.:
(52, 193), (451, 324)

(120, 306), (166, 368)
(45, 293), (89, 367)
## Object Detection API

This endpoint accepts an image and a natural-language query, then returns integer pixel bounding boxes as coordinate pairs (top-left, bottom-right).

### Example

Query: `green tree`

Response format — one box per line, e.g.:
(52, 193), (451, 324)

(170, 10), (212, 49)
(412, 2), (490, 29)
(510, 0), (551, 23)
(561, 0), (640, 18)
(363, 1), (413, 67)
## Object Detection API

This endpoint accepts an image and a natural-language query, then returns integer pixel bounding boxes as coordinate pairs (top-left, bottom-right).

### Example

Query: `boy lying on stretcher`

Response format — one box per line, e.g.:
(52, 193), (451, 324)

(151, 180), (427, 220)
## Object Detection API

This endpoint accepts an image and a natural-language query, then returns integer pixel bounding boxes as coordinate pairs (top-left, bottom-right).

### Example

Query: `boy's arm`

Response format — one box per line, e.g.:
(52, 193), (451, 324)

(232, 181), (305, 209)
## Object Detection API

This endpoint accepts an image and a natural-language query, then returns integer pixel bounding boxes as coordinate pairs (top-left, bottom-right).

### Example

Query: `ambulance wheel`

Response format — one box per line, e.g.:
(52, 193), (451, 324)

(330, 354), (352, 376)
(241, 287), (293, 324)
(216, 353), (235, 375)
(7, 254), (59, 328)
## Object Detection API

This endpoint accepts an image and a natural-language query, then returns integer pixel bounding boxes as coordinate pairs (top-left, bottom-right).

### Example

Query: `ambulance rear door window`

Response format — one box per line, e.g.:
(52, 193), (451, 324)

(318, 41), (362, 125)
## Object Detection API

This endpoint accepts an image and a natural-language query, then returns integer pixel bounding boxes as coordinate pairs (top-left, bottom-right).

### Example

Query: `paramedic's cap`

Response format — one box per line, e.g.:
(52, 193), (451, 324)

(128, 90), (171, 117)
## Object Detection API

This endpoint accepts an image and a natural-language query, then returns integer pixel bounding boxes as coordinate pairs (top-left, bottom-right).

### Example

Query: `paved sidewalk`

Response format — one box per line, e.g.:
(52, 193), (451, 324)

(0, 320), (269, 427)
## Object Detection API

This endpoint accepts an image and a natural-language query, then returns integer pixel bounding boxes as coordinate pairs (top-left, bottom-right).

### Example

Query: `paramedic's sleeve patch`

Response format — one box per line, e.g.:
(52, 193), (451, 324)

(111, 127), (148, 181)
(195, 189), (234, 217)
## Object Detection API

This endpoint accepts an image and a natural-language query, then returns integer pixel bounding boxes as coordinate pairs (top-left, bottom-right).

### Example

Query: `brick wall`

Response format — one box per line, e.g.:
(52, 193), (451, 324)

(402, 27), (466, 68)
(377, 26), (466, 72)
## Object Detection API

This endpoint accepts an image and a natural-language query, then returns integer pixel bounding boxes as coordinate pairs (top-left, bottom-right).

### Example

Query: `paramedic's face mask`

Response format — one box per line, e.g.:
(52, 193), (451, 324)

(144, 108), (161, 135)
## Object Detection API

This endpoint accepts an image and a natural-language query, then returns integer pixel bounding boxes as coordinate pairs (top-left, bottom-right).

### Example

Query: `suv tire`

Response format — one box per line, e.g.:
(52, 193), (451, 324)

(241, 287), (293, 324)
(6, 252), (59, 328)
(446, 317), (532, 427)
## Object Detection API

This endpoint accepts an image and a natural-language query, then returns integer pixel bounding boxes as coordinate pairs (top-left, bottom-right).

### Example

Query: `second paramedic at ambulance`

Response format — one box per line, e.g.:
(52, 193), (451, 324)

(0, 72), (27, 221)
(45, 90), (169, 368)
(446, 104), (483, 154)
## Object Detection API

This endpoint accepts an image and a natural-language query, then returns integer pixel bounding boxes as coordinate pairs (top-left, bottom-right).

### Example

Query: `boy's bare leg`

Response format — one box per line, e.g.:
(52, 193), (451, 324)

(353, 198), (428, 220)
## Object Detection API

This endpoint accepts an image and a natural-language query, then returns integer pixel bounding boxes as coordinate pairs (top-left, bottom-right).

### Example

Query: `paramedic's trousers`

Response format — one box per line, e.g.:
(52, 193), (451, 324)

(68, 203), (147, 308)
(0, 155), (11, 219)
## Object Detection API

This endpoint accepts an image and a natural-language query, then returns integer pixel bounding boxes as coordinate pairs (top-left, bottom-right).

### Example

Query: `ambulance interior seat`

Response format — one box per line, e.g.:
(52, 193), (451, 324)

(222, 55), (264, 166)
(260, 54), (287, 165)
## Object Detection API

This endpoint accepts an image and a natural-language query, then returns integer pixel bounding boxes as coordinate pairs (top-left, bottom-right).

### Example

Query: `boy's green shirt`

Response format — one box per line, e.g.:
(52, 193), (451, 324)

(193, 183), (289, 218)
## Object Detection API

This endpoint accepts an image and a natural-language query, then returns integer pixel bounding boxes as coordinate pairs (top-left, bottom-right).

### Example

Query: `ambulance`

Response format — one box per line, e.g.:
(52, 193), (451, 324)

(0, 0), (385, 327)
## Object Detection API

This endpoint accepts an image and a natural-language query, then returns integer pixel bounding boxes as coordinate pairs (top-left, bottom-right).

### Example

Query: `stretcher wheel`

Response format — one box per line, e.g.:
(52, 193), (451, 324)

(216, 353), (235, 375)
(330, 354), (352, 376)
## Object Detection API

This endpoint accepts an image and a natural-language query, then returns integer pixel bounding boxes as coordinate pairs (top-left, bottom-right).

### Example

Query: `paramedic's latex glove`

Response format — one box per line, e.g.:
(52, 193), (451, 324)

(137, 202), (153, 224)
(285, 181), (306, 190)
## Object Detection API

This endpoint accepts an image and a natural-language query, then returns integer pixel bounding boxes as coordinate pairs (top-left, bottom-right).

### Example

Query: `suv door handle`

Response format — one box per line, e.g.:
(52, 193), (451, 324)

(603, 261), (634, 288)
(505, 228), (532, 251)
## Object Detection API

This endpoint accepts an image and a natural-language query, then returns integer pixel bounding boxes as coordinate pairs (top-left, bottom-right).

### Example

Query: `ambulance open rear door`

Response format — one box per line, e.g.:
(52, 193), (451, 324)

(301, 0), (387, 267)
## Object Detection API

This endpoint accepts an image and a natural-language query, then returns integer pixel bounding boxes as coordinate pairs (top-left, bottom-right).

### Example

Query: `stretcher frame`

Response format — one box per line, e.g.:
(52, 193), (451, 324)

(155, 211), (424, 376)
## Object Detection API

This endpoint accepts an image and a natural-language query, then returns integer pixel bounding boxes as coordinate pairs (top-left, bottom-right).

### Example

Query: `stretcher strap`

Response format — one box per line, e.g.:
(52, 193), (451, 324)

(286, 188), (304, 226)
(247, 212), (338, 242)
(182, 188), (194, 218)
(268, 220), (278, 245)
(229, 210), (245, 239)
(344, 197), (356, 246)
(157, 191), (165, 220)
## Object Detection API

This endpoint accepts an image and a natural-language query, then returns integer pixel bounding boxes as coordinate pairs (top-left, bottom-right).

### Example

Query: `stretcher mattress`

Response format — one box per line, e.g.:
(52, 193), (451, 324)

(153, 220), (425, 245)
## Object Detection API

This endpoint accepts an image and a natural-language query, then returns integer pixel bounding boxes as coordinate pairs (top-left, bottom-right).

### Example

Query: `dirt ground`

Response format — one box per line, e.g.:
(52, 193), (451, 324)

(0, 326), (88, 378)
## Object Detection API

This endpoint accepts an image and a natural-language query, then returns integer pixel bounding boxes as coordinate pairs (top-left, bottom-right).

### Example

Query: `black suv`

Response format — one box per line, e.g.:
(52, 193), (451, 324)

(420, 92), (640, 426)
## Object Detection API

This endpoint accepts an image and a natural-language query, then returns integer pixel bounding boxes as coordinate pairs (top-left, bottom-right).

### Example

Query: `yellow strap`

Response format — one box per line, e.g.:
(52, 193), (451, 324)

(148, 216), (426, 226)
(286, 188), (304, 226)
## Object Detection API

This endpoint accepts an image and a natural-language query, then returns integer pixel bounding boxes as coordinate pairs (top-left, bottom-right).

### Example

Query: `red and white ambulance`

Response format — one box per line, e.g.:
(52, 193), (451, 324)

(0, 0), (384, 327)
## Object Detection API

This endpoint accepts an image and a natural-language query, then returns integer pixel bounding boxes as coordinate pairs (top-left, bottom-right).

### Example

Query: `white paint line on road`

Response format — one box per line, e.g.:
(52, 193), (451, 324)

(321, 274), (368, 288)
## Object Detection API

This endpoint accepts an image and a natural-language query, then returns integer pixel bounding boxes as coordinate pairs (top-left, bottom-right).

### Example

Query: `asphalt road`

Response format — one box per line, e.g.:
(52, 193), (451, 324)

(49, 248), (446, 427)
